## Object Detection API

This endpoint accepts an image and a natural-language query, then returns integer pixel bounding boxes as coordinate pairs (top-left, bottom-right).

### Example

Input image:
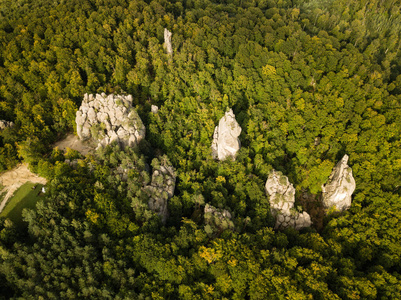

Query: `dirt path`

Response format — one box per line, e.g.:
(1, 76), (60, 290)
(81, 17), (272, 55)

(0, 164), (47, 214)
(53, 133), (95, 156)
(0, 134), (94, 214)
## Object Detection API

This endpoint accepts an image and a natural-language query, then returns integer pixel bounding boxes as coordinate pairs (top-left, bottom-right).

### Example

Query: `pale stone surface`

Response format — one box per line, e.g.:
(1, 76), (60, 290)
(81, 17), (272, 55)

(211, 109), (242, 160)
(164, 28), (173, 56)
(265, 170), (312, 230)
(322, 154), (356, 211)
(76, 93), (145, 149)
(151, 105), (159, 114)
(0, 120), (14, 130)
(145, 157), (176, 223)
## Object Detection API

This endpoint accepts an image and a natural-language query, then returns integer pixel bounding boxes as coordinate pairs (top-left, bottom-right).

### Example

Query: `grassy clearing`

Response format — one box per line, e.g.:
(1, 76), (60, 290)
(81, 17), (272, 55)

(0, 182), (44, 226)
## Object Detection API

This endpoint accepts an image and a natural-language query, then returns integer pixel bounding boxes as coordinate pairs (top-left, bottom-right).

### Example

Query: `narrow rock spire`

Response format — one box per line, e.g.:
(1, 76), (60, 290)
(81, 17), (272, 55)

(211, 109), (241, 161)
(321, 154), (356, 211)
(164, 28), (173, 56)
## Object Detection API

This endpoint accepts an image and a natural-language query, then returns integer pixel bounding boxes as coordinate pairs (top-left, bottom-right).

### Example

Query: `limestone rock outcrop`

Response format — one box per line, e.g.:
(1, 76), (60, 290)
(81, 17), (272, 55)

(204, 204), (234, 233)
(145, 157), (176, 223)
(211, 109), (241, 160)
(76, 93), (145, 149)
(164, 28), (173, 56)
(321, 154), (356, 211)
(265, 170), (311, 230)
(0, 120), (14, 130)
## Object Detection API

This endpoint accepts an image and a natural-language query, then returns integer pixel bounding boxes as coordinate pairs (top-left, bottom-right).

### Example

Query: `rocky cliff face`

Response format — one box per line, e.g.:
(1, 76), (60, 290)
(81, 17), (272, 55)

(145, 157), (176, 223)
(164, 28), (173, 56)
(0, 120), (14, 130)
(76, 93), (145, 149)
(265, 170), (312, 230)
(322, 154), (356, 211)
(211, 109), (241, 160)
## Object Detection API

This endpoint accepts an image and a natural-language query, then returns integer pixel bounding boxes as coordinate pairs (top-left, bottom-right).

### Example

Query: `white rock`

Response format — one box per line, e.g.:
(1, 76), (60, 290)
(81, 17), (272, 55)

(108, 130), (119, 144)
(81, 123), (91, 140)
(164, 28), (173, 56)
(322, 154), (356, 211)
(211, 109), (242, 161)
(294, 212), (312, 230)
(0, 120), (14, 130)
(75, 94), (145, 149)
(151, 105), (159, 114)
(128, 135), (138, 148)
(265, 170), (311, 230)
(87, 107), (96, 124)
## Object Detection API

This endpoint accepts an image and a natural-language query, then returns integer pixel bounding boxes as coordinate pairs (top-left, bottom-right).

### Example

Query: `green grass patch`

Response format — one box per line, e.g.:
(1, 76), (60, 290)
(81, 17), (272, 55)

(0, 182), (45, 226)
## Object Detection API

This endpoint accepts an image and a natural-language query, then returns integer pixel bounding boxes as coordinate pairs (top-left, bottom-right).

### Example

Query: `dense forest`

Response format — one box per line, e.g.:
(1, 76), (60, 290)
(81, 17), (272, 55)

(0, 0), (401, 298)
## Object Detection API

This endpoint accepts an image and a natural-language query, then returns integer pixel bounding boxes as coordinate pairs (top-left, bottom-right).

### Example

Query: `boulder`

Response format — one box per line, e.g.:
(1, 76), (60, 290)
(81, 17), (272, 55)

(76, 93), (145, 149)
(211, 109), (242, 160)
(321, 154), (356, 211)
(151, 105), (159, 114)
(265, 170), (312, 230)
(164, 28), (173, 56)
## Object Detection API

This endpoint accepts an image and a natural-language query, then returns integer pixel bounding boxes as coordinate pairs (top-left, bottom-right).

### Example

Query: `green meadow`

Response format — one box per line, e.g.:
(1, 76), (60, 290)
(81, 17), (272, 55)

(0, 182), (44, 226)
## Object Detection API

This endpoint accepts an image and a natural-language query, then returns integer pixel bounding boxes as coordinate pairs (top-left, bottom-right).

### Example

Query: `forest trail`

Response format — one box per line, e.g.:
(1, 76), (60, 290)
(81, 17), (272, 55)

(54, 133), (95, 155)
(0, 164), (47, 213)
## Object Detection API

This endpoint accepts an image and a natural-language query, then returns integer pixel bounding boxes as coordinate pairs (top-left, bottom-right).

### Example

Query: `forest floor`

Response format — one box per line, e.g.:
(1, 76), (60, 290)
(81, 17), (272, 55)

(298, 191), (326, 231)
(53, 133), (96, 156)
(0, 164), (47, 214)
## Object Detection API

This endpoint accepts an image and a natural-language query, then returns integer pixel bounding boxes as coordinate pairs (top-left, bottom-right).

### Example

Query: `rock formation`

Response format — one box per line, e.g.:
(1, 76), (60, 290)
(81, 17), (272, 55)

(145, 157), (176, 223)
(76, 93), (145, 149)
(211, 109), (242, 160)
(321, 154), (356, 211)
(151, 105), (159, 114)
(265, 170), (311, 230)
(204, 204), (234, 233)
(0, 120), (14, 130)
(164, 28), (173, 56)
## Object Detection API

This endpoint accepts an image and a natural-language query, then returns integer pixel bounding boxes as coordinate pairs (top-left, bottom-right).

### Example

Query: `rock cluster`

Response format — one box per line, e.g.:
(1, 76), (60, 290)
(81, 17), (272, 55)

(265, 170), (312, 230)
(322, 154), (356, 211)
(211, 109), (242, 160)
(76, 93), (145, 149)
(0, 120), (14, 130)
(145, 158), (176, 223)
(164, 28), (173, 56)
(204, 204), (234, 232)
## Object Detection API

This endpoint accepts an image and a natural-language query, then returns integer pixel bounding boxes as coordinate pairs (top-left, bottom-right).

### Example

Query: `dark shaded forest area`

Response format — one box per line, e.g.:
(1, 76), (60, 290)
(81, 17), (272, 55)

(0, 0), (401, 298)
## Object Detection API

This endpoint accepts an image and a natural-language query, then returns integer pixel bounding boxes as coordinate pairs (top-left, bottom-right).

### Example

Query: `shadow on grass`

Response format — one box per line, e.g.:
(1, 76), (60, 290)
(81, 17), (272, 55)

(0, 182), (44, 227)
